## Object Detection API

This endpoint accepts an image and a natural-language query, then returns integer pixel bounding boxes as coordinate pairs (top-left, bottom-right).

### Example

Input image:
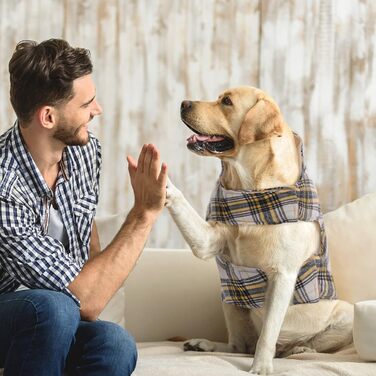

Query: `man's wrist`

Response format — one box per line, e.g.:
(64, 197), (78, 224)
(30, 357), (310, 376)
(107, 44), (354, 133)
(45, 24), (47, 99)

(128, 206), (159, 225)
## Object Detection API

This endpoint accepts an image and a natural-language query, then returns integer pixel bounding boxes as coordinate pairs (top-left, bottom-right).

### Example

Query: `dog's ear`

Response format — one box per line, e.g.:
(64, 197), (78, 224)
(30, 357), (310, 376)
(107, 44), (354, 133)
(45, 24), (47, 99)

(238, 98), (283, 145)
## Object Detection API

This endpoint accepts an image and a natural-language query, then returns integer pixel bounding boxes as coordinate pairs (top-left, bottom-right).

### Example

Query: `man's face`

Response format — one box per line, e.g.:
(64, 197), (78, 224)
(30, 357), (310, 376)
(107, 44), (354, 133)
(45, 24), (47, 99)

(53, 74), (102, 146)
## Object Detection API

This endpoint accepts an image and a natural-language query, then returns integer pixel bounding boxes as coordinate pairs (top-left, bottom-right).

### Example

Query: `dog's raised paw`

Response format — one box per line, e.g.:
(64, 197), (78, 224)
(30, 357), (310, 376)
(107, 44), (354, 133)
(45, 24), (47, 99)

(165, 178), (183, 207)
(183, 339), (216, 352)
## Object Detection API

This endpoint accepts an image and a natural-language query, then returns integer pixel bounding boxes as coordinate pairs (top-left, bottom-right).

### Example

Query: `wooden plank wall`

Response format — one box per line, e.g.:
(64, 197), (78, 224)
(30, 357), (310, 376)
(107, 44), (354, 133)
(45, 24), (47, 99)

(0, 0), (375, 248)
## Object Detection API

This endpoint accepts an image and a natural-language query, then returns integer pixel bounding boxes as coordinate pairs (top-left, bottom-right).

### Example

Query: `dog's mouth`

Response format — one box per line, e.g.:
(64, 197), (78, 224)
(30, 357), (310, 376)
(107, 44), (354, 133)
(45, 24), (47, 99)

(183, 120), (234, 154)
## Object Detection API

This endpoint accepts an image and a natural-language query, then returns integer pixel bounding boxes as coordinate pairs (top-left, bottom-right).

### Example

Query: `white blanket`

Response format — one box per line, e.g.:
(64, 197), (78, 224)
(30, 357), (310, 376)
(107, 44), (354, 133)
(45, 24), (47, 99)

(134, 342), (376, 376)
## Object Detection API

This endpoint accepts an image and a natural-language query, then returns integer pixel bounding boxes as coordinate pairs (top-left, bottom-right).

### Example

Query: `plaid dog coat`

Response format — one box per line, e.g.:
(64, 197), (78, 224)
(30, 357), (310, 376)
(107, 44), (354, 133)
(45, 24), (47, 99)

(206, 134), (336, 309)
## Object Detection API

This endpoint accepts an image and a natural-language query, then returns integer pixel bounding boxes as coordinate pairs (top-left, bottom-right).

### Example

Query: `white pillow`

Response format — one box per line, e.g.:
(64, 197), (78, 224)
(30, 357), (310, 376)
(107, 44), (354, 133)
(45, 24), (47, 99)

(95, 213), (126, 249)
(353, 300), (376, 361)
(99, 283), (126, 328)
(324, 192), (376, 303)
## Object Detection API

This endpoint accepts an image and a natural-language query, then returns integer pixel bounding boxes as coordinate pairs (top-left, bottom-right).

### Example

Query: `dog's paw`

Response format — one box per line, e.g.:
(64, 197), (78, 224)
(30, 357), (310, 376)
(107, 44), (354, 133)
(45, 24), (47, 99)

(250, 360), (273, 375)
(183, 339), (216, 352)
(250, 353), (274, 375)
(165, 178), (183, 207)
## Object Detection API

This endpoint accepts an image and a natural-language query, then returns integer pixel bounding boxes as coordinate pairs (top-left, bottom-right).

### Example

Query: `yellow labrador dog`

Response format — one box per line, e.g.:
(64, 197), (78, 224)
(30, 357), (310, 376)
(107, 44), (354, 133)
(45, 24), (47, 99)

(166, 86), (353, 375)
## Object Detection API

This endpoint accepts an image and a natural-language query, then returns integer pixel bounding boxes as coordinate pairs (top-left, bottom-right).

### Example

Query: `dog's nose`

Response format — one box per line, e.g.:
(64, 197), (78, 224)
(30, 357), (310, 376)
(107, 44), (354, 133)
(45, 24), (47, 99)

(181, 100), (192, 112)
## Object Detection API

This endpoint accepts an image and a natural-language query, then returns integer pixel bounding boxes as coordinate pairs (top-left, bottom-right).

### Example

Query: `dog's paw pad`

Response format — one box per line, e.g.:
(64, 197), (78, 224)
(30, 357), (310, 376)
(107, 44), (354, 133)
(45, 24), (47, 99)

(183, 339), (215, 352)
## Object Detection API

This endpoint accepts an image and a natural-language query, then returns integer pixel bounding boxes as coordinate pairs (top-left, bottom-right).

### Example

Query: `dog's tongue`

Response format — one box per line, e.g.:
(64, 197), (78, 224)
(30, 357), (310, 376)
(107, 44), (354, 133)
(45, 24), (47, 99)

(187, 134), (225, 144)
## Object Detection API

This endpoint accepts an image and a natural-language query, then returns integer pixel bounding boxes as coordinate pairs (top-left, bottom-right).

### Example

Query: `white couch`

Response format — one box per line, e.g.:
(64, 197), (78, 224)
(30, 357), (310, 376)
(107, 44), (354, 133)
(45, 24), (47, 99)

(1, 193), (376, 375)
(100, 192), (376, 376)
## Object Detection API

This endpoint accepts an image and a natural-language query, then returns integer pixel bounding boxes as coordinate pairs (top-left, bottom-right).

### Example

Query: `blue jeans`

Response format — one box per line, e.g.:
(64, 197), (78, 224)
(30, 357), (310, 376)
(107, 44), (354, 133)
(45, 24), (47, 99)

(0, 289), (137, 376)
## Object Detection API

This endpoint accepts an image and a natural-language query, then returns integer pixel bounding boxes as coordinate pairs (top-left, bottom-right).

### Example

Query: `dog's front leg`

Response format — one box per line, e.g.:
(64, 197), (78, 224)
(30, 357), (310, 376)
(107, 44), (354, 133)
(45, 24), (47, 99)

(251, 271), (297, 375)
(166, 179), (223, 259)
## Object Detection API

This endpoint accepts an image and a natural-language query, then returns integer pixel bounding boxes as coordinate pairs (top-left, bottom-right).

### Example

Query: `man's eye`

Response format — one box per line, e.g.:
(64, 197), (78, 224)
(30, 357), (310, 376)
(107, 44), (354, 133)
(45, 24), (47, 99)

(221, 96), (233, 106)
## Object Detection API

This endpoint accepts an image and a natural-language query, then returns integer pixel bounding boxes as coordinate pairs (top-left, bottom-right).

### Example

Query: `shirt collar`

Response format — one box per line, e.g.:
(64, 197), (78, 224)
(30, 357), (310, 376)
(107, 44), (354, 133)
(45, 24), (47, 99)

(10, 121), (76, 197)
(60, 147), (77, 180)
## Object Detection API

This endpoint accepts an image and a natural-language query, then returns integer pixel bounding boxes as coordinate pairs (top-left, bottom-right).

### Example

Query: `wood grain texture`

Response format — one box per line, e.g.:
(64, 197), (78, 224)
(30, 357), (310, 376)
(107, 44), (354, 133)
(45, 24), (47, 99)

(0, 0), (374, 248)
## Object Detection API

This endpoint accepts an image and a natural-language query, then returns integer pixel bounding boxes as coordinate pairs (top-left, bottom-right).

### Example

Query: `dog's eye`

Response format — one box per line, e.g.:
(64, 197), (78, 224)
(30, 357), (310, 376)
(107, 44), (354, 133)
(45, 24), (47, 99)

(221, 96), (233, 106)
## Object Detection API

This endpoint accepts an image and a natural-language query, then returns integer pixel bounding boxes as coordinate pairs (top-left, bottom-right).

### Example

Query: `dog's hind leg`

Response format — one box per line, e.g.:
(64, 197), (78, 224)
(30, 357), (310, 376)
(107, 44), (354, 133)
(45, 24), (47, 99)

(305, 301), (353, 353)
(184, 303), (257, 354)
(224, 303), (258, 354)
(278, 308), (353, 358)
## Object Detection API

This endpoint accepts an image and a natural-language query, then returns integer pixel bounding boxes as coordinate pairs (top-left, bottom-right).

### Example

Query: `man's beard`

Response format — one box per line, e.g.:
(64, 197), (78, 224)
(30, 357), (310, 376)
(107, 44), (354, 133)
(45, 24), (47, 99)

(53, 115), (91, 146)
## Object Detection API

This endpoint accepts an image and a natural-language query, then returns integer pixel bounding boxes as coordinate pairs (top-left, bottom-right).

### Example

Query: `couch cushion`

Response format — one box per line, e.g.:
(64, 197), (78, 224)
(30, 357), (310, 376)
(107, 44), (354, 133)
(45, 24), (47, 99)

(122, 248), (227, 342)
(324, 192), (376, 303)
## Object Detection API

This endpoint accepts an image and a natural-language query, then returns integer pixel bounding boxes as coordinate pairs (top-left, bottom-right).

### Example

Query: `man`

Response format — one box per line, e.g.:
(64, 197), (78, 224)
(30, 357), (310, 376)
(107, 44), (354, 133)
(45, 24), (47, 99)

(0, 39), (167, 375)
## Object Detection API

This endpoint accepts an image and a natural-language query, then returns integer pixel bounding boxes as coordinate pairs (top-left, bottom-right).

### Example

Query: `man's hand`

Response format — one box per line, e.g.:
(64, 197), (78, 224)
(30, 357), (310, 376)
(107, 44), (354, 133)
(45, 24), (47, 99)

(127, 144), (168, 220)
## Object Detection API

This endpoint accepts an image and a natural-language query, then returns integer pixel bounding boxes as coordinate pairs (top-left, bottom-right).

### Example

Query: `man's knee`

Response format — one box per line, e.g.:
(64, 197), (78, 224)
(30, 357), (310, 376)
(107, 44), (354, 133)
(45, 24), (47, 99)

(93, 321), (138, 374)
(21, 289), (80, 338)
(112, 324), (137, 365)
(1, 289), (81, 371)
(111, 324), (137, 375)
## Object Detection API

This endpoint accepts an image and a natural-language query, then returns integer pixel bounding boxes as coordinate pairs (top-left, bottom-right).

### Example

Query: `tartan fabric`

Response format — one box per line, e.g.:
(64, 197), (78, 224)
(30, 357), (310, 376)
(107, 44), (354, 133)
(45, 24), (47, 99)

(207, 133), (336, 309)
(0, 122), (101, 306)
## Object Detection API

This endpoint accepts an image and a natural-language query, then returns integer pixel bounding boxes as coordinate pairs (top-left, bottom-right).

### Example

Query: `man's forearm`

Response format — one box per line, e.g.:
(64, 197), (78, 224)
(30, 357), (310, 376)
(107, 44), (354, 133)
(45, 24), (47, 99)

(68, 207), (157, 321)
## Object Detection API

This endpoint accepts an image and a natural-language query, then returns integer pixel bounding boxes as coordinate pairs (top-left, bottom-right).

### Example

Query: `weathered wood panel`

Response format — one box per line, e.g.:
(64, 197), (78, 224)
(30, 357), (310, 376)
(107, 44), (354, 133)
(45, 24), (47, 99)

(0, 0), (374, 248)
(260, 0), (376, 211)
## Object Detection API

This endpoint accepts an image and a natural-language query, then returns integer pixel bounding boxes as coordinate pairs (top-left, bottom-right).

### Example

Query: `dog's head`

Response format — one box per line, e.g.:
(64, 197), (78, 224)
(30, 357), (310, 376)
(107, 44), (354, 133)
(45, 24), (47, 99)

(181, 86), (285, 158)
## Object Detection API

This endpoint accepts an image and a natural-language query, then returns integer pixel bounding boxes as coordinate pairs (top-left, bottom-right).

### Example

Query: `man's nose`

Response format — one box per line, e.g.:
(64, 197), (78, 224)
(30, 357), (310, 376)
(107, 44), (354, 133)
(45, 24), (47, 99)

(92, 100), (103, 116)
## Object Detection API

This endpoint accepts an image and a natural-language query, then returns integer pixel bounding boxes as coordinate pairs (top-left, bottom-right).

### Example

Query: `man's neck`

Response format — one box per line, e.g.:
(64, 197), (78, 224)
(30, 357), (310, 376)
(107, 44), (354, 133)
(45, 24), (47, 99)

(19, 122), (64, 189)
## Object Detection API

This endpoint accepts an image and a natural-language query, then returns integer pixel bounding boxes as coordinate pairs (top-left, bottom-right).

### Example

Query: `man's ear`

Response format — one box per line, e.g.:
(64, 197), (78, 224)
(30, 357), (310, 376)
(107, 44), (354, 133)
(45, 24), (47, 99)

(238, 99), (283, 145)
(37, 106), (56, 130)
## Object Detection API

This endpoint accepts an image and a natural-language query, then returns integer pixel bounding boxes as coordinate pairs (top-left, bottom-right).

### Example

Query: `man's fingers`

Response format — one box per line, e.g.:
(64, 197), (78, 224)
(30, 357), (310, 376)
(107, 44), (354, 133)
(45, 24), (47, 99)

(127, 155), (137, 169)
(158, 162), (168, 187)
(150, 147), (161, 179)
(143, 144), (154, 175)
(127, 155), (137, 178)
(138, 144), (148, 173)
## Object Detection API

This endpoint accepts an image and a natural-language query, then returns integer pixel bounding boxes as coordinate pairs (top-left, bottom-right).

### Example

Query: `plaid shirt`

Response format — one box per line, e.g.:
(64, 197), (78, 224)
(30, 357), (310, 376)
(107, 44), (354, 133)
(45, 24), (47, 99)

(207, 134), (336, 309)
(0, 122), (101, 305)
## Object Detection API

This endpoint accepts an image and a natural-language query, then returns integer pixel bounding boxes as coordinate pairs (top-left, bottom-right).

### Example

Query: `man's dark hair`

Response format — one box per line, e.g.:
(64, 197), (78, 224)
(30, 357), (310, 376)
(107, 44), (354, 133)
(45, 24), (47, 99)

(9, 38), (93, 124)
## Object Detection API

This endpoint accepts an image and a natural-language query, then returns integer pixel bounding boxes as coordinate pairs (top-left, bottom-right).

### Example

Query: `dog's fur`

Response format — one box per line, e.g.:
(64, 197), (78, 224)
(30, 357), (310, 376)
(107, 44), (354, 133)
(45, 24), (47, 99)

(166, 86), (353, 375)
